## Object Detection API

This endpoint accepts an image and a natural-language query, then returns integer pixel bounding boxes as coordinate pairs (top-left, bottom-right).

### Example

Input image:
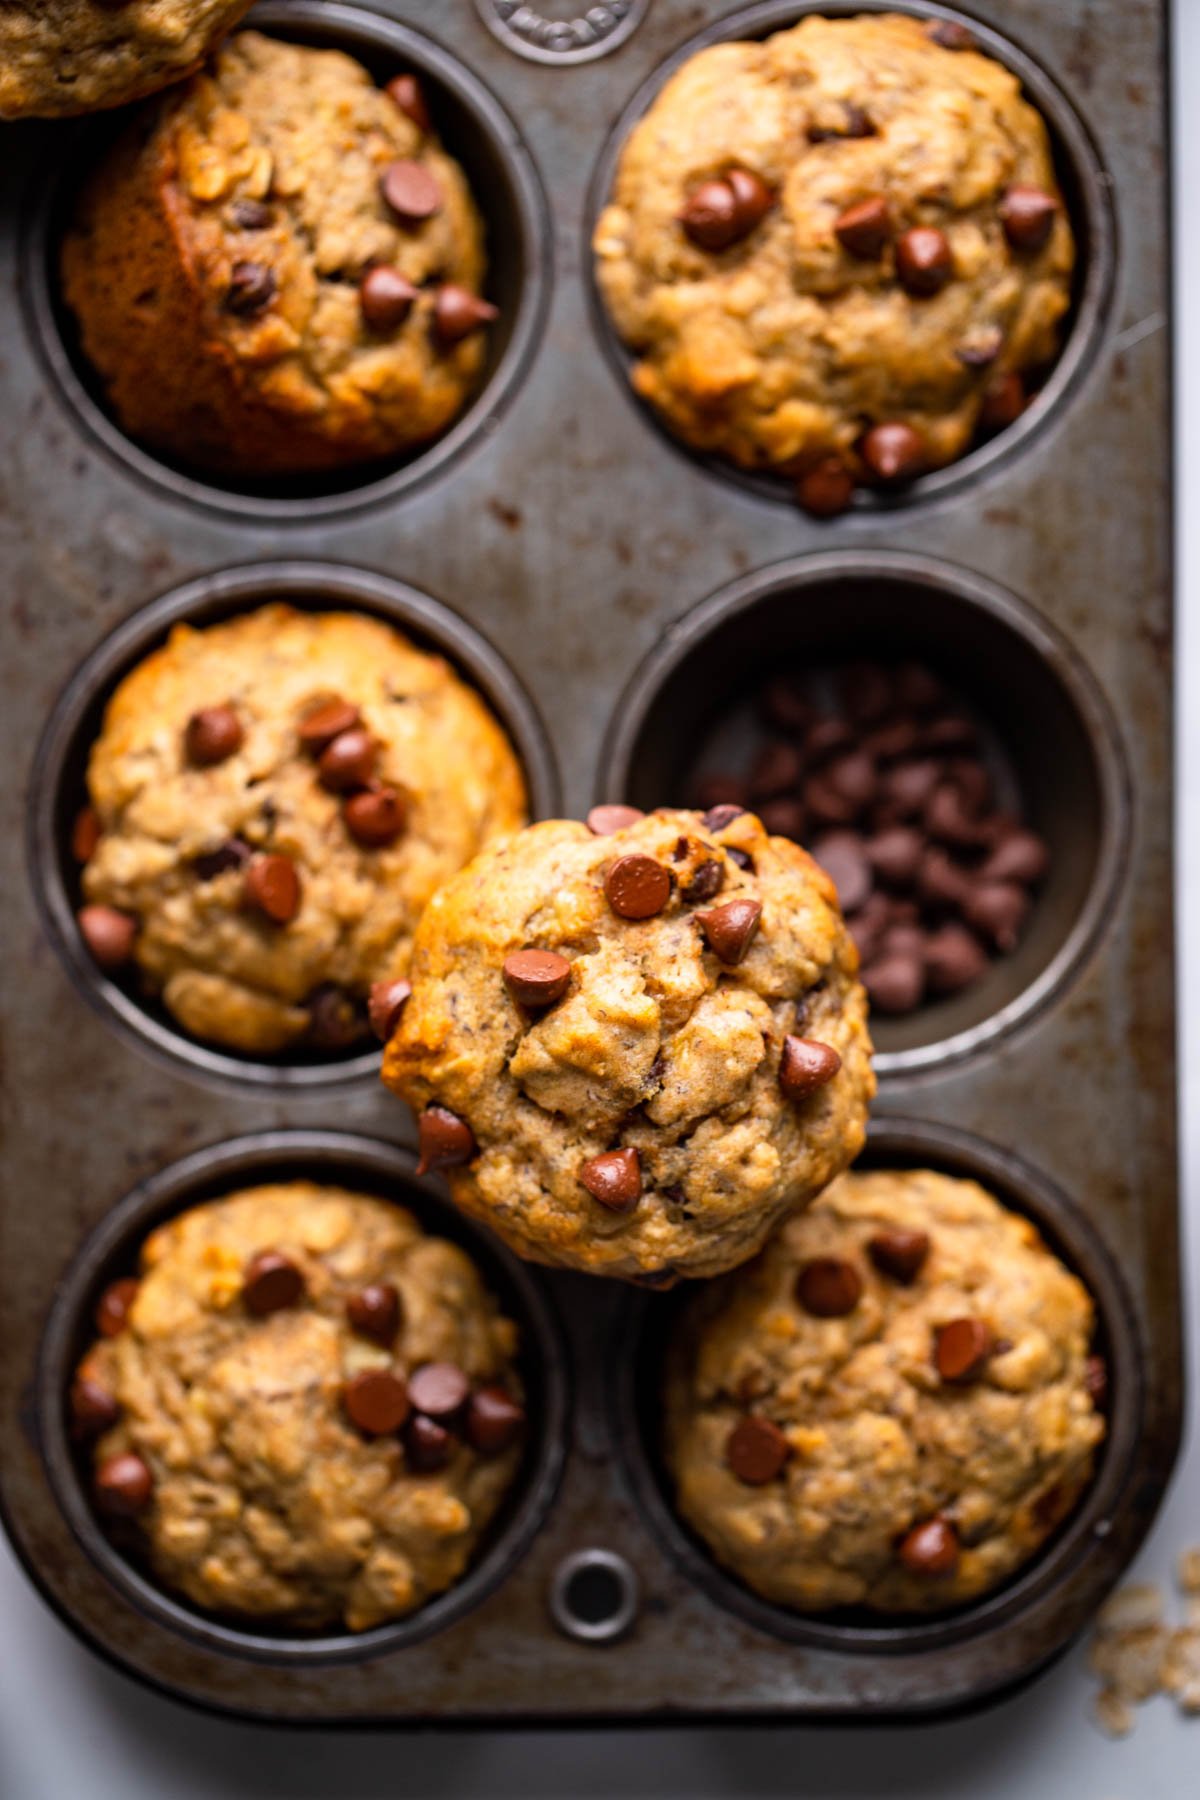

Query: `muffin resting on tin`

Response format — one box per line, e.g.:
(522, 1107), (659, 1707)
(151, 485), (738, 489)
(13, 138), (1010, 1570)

(665, 1168), (1106, 1614)
(592, 13), (1074, 510)
(0, 0), (252, 119)
(60, 32), (499, 477)
(381, 805), (874, 1284)
(74, 604), (527, 1056)
(71, 1183), (527, 1633)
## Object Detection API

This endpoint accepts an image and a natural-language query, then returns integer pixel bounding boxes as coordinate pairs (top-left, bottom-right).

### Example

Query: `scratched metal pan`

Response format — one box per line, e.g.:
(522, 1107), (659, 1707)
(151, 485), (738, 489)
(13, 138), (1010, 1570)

(0, 0), (1178, 1725)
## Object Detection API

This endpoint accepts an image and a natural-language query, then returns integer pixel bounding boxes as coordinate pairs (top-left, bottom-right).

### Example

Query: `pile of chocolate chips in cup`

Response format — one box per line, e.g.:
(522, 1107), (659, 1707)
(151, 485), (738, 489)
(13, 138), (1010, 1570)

(694, 660), (1049, 1015)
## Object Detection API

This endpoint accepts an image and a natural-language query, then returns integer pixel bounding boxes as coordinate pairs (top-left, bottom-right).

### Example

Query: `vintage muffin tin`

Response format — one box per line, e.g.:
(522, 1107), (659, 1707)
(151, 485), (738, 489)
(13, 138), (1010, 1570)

(0, 0), (1177, 1725)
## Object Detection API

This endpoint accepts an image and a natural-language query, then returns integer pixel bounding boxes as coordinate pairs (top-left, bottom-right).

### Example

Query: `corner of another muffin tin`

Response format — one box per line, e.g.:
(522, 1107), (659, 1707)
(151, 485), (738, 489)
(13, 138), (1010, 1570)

(35, 1130), (570, 1668)
(610, 1115), (1145, 1667)
(597, 549), (1133, 1078)
(18, 0), (553, 524)
(582, 0), (1116, 515)
(27, 560), (561, 1093)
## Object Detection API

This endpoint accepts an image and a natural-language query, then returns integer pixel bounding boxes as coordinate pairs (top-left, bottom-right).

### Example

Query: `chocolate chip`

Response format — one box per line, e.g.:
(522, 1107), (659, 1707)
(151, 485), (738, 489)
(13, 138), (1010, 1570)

(586, 803), (644, 835)
(807, 715), (856, 763)
(78, 904), (137, 970)
(864, 715), (920, 763)
(703, 803), (746, 832)
(834, 194), (893, 259)
(956, 329), (1004, 368)
(778, 1035), (842, 1100)
(346, 1282), (402, 1346)
(898, 1516), (959, 1577)
(72, 805), (101, 863)
(924, 923), (989, 995)
(885, 759), (941, 816)
(860, 421), (926, 483)
(368, 978), (413, 1041)
(503, 948), (572, 1008)
(796, 1256), (863, 1317)
(381, 158), (442, 224)
(796, 456), (857, 517)
(344, 1369), (410, 1437)
(978, 370), (1027, 433)
(807, 103), (875, 142)
(868, 1229), (931, 1284)
(916, 847), (971, 910)
(318, 727), (378, 792)
(758, 796), (808, 839)
(749, 739), (803, 799)
(963, 881), (1030, 951)
(840, 665), (894, 724)
(360, 264), (419, 333)
(184, 703), (243, 767)
(979, 828), (1048, 885)
(192, 836), (251, 880)
(761, 675), (813, 736)
(404, 1412), (453, 1471)
(847, 891), (890, 964)
(934, 1317), (994, 1382)
(416, 1105), (475, 1175)
(679, 177), (739, 250)
(697, 897), (762, 965)
(1000, 184), (1059, 252)
(923, 711), (977, 752)
(895, 226), (954, 296)
(298, 697), (361, 752)
(946, 757), (992, 814)
(579, 1147), (641, 1213)
(810, 830), (872, 912)
(866, 826), (923, 886)
(433, 283), (499, 345)
(244, 1250), (305, 1316)
(825, 750), (877, 809)
(95, 1277), (138, 1338)
(727, 846), (754, 872)
(231, 198), (273, 230)
(69, 1375), (120, 1438)
(344, 784), (407, 848)
(244, 853), (301, 924)
(925, 782), (988, 849)
(408, 1362), (470, 1421)
(863, 952), (925, 1013)
(696, 773), (749, 813)
(1085, 1353), (1109, 1409)
(386, 72), (432, 133)
(926, 19), (975, 50)
(680, 858), (724, 904)
(726, 167), (775, 234)
(465, 1385), (525, 1454)
(306, 983), (364, 1051)
(881, 921), (925, 961)
(226, 260), (276, 315)
(726, 1415), (790, 1485)
(95, 1452), (154, 1519)
(604, 853), (671, 920)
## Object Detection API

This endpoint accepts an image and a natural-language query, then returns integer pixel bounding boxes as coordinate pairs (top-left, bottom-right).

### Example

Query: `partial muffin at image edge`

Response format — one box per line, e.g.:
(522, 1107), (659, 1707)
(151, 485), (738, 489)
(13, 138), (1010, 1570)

(664, 1167), (1107, 1614)
(59, 31), (501, 478)
(593, 11), (1074, 512)
(381, 804), (875, 1285)
(72, 603), (528, 1057)
(70, 1181), (528, 1633)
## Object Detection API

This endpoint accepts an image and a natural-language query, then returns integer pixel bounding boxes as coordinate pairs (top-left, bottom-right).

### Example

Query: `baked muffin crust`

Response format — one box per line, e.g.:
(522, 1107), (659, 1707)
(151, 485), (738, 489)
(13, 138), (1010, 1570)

(0, 0), (251, 118)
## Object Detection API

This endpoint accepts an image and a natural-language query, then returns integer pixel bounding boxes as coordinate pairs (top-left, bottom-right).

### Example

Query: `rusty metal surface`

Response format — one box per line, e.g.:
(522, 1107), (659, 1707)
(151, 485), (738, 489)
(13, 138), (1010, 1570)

(0, 0), (1178, 1724)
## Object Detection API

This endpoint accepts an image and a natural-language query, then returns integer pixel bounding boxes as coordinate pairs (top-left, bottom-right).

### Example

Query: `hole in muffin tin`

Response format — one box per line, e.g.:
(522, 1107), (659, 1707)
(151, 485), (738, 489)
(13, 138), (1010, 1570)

(610, 1116), (1144, 1659)
(599, 551), (1130, 1075)
(584, 0), (1115, 514)
(36, 1130), (569, 1665)
(20, 0), (552, 522)
(28, 560), (560, 1091)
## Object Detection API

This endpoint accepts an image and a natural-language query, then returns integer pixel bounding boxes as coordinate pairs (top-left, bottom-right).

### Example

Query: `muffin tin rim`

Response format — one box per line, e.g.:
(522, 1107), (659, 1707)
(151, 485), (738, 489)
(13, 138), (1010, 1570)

(581, 0), (1117, 517)
(26, 558), (561, 1094)
(608, 1113), (1146, 1659)
(34, 1128), (572, 1666)
(18, 0), (555, 525)
(598, 547), (1133, 1077)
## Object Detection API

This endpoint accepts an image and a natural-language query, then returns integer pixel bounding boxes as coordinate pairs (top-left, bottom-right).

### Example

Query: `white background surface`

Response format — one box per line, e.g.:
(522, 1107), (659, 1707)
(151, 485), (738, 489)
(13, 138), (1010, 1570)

(2, 7), (1195, 1796)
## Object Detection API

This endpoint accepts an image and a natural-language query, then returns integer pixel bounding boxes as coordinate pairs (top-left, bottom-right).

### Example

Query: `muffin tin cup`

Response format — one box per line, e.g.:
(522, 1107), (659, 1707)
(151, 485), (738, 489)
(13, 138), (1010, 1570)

(610, 1116), (1144, 1661)
(584, 0), (1116, 514)
(27, 560), (560, 1091)
(20, 0), (553, 522)
(599, 550), (1132, 1075)
(35, 1129), (570, 1666)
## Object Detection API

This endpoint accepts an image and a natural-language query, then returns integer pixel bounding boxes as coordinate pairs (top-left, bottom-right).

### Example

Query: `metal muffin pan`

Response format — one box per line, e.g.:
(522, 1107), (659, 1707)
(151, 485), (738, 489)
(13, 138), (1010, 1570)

(0, 0), (1177, 1725)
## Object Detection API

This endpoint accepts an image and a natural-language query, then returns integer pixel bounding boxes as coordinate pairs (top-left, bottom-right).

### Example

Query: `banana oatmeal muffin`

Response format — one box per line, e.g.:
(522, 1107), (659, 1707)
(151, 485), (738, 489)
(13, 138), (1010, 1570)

(60, 32), (499, 477)
(665, 1168), (1106, 1613)
(593, 12), (1074, 513)
(71, 1183), (527, 1631)
(73, 604), (527, 1056)
(0, 0), (251, 118)
(381, 804), (874, 1284)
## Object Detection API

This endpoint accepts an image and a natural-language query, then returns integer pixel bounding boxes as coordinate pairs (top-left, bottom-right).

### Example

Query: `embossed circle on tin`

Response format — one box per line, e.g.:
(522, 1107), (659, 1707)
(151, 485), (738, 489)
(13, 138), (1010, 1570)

(475, 0), (649, 65)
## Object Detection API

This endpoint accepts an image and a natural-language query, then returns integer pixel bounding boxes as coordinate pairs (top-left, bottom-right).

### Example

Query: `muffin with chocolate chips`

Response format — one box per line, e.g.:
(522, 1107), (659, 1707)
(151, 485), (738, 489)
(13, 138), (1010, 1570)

(0, 0), (252, 118)
(74, 604), (526, 1056)
(60, 32), (498, 477)
(593, 13), (1073, 511)
(381, 805), (874, 1284)
(665, 1168), (1105, 1613)
(71, 1182), (526, 1632)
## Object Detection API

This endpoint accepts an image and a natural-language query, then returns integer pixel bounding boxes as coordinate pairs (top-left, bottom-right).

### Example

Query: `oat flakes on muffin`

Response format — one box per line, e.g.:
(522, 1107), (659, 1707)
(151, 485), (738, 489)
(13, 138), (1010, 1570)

(71, 1182), (527, 1631)
(0, 0), (252, 118)
(73, 604), (527, 1056)
(593, 12), (1074, 512)
(60, 32), (498, 477)
(665, 1168), (1106, 1613)
(381, 804), (874, 1284)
